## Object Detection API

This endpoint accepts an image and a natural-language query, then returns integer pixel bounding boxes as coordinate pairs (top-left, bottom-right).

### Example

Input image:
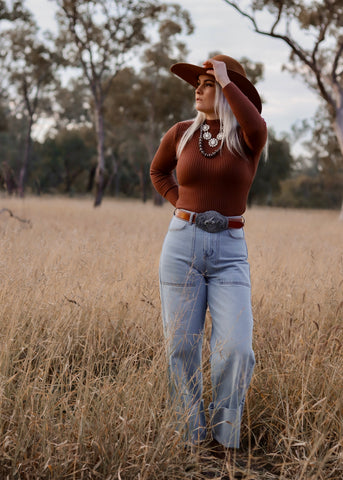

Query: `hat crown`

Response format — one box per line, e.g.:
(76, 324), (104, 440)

(211, 55), (247, 78)
(169, 54), (262, 113)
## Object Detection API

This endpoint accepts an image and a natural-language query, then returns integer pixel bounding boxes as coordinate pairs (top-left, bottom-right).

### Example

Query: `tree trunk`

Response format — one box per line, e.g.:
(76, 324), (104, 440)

(94, 102), (106, 207)
(87, 165), (96, 193)
(1, 162), (18, 194)
(138, 164), (147, 203)
(18, 118), (33, 197)
(333, 99), (343, 220)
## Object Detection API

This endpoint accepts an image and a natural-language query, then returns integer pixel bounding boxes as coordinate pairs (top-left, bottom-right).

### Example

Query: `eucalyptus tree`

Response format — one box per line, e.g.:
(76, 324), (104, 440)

(104, 6), (194, 203)
(223, 0), (343, 214)
(249, 129), (294, 206)
(130, 5), (194, 203)
(53, 78), (92, 132)
(53, 0), (192, 207)
(3, 18), (58, 196)
(0, 0), (30, 22)
(34, 127), (96, 194)
(0, 1), (31, 133)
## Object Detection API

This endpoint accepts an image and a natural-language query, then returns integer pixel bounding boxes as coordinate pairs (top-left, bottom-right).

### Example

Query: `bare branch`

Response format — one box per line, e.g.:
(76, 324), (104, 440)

(222, 0), (335, 107)
(0, 208), (32, 225)
(271, 3), (283, 35)
(312, 18), (330, 64)
(222, 1), (309, 65)
(64, 295), (81, 307)
(332, 41), (343, 84)
(222, 1), (259, 31)
(62, 4), (93, 86)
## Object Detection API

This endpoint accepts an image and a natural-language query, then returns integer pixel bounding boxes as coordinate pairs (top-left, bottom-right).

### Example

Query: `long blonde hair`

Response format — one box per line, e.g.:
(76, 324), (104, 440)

(176, 82), (248, 160)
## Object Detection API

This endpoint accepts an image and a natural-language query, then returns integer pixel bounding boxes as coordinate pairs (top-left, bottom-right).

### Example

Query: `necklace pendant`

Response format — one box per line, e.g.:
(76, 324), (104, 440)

(209, 138), (218, 147)
(198, 121), (223, 158)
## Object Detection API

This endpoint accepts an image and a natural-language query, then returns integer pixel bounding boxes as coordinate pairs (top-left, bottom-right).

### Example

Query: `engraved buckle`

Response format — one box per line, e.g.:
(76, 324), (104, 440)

(195, 210), (228, 233)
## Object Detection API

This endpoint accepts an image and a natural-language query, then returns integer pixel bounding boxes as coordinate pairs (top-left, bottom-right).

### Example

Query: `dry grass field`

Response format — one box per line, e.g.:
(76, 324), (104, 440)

(0, 197), (342, 479)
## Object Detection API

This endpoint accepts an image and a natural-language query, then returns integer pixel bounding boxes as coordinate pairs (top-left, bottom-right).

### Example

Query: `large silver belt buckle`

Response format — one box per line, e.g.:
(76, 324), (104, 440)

(195, 210), (227, 233)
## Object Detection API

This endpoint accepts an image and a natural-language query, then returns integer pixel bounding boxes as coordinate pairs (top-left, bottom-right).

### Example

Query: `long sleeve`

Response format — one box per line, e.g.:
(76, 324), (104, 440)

(150, 123), (180, 206)
(150, 94), (267, 215)
(223, 82), (267, 156)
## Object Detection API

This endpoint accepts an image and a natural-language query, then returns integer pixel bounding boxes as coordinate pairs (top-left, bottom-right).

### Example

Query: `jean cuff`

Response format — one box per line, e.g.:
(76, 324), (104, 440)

(208, 402), (241, 448)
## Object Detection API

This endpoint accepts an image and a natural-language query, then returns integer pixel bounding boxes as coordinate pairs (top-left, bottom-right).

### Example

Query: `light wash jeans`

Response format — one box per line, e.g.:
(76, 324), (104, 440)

(159, 213), (255, 448)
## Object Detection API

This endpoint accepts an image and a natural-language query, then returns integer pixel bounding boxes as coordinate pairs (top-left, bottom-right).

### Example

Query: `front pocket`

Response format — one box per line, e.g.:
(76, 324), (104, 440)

(228, 228), (244, 239)
(168, 215), (188, 231)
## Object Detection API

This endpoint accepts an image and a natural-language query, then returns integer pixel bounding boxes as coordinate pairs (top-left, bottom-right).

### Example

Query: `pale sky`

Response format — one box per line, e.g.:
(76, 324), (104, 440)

(28, 0), (319, 153)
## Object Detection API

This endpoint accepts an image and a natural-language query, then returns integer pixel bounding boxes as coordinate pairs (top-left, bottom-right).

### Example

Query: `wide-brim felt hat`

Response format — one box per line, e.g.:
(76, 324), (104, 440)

(170, 54), (262, 113)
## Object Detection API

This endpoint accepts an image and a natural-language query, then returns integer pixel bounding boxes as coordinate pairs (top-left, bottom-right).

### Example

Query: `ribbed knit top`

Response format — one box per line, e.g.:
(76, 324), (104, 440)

(150, 82), (267, 216)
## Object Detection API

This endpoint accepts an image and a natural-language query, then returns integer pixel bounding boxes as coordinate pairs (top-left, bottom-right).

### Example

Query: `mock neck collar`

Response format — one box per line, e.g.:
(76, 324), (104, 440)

(205, 118), (220, 125)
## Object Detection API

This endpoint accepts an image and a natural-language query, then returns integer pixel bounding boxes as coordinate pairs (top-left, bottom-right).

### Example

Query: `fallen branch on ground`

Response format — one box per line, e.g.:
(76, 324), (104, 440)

(0, 208), (32, 226)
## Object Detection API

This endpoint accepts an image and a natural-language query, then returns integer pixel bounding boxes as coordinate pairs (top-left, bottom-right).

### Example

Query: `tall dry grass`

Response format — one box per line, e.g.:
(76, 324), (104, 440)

(0, 197), (342, 479)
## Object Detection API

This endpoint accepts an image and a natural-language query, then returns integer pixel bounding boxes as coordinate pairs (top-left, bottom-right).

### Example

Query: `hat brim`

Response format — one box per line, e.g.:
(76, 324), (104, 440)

(170, 62), (262, 113)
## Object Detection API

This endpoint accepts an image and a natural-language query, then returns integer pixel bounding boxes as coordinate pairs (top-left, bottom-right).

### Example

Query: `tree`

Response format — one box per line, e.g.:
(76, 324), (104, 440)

(0, 0), (30, 22)
(3, 18), (58, 196)
(127, 6), (194, 203)
(53, 78), (92, 131)
(249, 129), (293, 205)
(53, 0), (186, 207)
(104, 6), (195, 203)
(0, 1), (31, 133)
(104, 63), (195, 202)
(223, 0), (343, 213)
(33, 128), (96, 193)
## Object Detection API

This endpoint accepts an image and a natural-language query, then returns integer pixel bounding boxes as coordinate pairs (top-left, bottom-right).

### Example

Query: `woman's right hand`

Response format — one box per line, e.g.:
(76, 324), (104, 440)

(203, 59), (231, 88)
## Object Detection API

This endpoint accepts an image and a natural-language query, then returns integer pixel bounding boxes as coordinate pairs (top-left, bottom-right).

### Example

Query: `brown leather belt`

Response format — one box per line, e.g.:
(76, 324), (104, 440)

(174, 209), (245, 229)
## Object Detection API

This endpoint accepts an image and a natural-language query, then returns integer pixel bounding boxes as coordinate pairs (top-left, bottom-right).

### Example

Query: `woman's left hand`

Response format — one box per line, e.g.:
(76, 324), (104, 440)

(203, 59), (231, 88)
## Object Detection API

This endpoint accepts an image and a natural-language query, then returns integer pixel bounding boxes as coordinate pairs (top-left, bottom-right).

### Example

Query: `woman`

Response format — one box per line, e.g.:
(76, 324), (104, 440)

(150, 55), (267, 452)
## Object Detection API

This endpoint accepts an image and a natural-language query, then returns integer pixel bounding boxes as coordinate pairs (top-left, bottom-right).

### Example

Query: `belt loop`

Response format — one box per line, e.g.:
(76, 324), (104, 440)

(188, 211), (196, 224)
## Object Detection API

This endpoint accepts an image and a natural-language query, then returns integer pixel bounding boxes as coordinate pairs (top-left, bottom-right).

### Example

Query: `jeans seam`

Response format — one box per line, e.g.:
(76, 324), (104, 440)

(218, 281), (250, 287)
(160, 281), (197, 287)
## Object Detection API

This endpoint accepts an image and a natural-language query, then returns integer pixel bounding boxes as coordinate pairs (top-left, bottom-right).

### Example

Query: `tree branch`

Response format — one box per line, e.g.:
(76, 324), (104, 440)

(0, 208), (32, 225)
(271, 3), (283, 35)
(332, 40), (343, 84)
(62, 3), (93, 86)
(222, 0), (335, 107)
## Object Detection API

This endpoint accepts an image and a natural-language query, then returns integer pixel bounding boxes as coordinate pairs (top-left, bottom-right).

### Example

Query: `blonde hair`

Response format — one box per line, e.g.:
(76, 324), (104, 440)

(176, 82), (248, 160)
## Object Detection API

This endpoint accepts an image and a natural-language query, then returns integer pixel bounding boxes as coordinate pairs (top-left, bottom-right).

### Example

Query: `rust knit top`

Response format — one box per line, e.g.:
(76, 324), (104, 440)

(150, 82), (268, 216)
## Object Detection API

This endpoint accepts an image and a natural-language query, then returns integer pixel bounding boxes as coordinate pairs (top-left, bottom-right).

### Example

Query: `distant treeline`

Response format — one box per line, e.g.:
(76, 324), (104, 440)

(0, 0), (342, 209)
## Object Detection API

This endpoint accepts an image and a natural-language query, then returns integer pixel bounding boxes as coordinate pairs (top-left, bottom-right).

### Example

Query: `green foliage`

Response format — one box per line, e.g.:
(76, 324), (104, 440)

(276, 172), (343, 209)
(0, 102), (7, 131)
(0, 114), (27, 171)
(239, 56), (264, 85)
(249, 129), (294, 205)
(0, 0), (31, 22)
(54, 0), (165, 77)
(103, 8), (195, 201)
(224, 0), (343, 209)
(30, 128), (96, 194)
(52, 0), (194, 206)
(305, 104), (343, 173)
(1, 0), (342, 209)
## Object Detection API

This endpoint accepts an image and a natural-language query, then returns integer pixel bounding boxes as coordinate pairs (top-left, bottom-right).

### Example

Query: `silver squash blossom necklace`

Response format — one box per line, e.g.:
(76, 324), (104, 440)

(198, 121), (224, 158)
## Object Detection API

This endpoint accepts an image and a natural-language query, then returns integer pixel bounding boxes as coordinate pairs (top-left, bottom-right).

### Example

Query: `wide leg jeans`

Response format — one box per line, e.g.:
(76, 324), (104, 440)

(159, 214), (255, 448)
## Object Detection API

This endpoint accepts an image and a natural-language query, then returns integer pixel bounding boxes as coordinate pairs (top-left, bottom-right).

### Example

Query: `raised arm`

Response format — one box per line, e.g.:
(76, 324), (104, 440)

(204, 58), (267, 154)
